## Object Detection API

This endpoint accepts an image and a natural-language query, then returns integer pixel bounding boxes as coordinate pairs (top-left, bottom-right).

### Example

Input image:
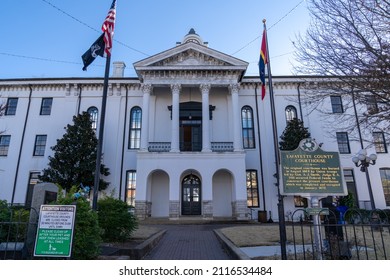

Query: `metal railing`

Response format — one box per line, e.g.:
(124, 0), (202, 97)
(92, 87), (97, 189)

(211, 142), (234, 152)
(148, 142), (171, 152)
(286, 208), (390, 260)
(0, 204), (38, 260)
(147, 142), (234, 152)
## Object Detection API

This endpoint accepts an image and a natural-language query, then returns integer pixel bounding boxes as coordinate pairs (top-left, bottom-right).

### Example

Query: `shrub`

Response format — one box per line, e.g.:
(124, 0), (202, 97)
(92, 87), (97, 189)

(0, 200), (11, 241)
(0, 201), (30, 242)
(56, 188), (102, 259)
(97, 196), (138, 242)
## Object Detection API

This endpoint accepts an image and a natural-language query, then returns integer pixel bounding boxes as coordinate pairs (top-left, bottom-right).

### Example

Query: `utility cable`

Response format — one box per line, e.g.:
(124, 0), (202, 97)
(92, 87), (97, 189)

(231, 0), (305, 55)
(41, 0), (150, 57)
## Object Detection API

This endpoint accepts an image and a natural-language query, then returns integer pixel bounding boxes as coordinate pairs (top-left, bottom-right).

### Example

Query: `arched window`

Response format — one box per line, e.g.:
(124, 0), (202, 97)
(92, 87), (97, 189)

(241, 106), (255, 149)
(285, 105), (297, 122)
(129, 106), (142, 149)
(87, 106), (98, 130)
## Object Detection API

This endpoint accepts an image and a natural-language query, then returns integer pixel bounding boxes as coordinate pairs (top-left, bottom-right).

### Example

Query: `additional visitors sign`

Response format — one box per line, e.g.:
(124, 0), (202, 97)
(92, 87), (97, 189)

(280, 138), (347, 196)
(34, 205), (76, 258)
(306, 207), (329, 216)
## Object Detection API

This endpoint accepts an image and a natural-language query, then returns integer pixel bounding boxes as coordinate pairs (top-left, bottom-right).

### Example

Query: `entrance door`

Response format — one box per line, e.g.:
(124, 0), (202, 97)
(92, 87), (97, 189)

(180, 120), (202, 151)
(182, 174), (201, 215)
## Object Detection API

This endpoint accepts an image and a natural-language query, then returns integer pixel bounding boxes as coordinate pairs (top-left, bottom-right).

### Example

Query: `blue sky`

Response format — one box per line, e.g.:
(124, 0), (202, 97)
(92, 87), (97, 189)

(2, 0), (310, 79)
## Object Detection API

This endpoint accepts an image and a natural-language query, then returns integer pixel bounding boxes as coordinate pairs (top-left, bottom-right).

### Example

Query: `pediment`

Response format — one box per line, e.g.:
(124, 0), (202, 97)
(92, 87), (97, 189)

(134, 42), (248, 69)
(151, 49), (232, 67)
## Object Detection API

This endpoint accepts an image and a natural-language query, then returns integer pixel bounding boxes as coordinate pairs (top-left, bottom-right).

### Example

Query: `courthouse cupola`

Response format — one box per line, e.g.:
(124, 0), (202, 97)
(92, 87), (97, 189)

(177, 28), (208, 47)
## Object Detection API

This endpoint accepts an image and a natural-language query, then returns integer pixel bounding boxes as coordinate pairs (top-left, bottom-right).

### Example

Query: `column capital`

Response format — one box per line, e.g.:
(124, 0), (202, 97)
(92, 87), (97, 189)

(200, 83), (211, 94)
(141, 83), (153, 94)
(229, 83), (240, 94)
(170, 83), (182, 94)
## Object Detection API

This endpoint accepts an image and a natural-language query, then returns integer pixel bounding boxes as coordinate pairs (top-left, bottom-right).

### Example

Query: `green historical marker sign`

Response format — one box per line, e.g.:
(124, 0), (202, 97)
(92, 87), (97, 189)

(34, 205), (76, 258)
(280, 138), (347, 196)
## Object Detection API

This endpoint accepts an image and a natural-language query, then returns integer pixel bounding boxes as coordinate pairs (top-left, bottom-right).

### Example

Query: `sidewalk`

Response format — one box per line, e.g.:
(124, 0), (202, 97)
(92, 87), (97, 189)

(143, 224), (232, 260)
(99, 221), (281, 260)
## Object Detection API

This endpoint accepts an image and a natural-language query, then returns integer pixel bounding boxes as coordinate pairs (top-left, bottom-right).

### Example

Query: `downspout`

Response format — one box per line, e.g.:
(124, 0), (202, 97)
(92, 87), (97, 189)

(118, 85), (129, 200)
(297, 83), (304, 121)
(255, 84), (266, 211)
(352, 91), (364, 149)
(11, 85), (33, 205)
(77, 85), (82, 114)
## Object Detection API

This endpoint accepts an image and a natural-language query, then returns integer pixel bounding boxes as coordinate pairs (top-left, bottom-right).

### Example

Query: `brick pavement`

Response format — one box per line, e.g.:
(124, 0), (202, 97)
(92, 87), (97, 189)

(143, 224), (232, 260)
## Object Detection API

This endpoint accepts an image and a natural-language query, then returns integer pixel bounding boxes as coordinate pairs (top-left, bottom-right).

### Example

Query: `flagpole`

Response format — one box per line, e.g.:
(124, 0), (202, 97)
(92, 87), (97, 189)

(92, 54), (111, 211)
(86, 0), (116, 211)
(255, 85), (267, 212)
(263, 19), (287, 259)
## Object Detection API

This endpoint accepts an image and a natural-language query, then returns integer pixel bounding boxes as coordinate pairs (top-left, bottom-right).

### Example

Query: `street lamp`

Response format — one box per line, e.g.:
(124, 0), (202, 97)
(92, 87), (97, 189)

(352, 149), (377, 210)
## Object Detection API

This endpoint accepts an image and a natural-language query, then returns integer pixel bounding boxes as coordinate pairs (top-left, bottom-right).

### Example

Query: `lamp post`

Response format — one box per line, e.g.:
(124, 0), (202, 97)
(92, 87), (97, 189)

(352, 149), (377, 210)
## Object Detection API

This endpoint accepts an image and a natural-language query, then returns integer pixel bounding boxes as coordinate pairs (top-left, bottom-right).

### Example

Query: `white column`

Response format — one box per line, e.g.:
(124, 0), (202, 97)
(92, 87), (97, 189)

(200, 84), (211, 152)
(170, 84), (181, 152)
(140, 84), (152, 151)
(230, 84), (242, 151)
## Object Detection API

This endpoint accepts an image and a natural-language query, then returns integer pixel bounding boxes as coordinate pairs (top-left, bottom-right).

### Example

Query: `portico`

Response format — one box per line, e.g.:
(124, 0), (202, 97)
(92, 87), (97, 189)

(133, 29), (249, 220)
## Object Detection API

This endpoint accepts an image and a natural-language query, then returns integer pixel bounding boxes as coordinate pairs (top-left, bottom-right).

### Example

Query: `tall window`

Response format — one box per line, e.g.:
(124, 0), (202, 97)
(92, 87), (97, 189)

(285, 105), (297, 122)
(25, 172), (41, 208)
(40, 98), (53, 115)
(330, 96), (343, 113)
(336, 132), (350, 154)
(246, 170), (259, 207)
(373, 132), (387, 153)
(33, 135), (47, 156)
(87, 107), (98, 130)
(379, 168), (390, 206)
(343, 169), (358, 207)
(241, 106), (255, 149)
(5, 98), (18, 115)
(0, 135), (11, 156)
(129, 107), (142, 149)
(126, 170), (137, 207)
(366, 95), (378, 113)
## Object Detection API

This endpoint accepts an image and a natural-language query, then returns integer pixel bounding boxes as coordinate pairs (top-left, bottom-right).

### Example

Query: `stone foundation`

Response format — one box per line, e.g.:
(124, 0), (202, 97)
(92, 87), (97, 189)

(232, 200), (249, 220)
(169, 200), (180, 219)
(135, 201), (151, 220)
(202, 200), (213, 219)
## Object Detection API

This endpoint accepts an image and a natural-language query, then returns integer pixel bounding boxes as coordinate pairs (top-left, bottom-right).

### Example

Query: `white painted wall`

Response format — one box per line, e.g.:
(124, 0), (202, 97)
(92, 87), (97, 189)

(1, 75), (389, 217)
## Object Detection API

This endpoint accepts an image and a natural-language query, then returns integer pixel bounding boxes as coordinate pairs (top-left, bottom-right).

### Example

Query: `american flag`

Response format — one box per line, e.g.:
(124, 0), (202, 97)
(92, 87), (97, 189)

(102, 0), (117, 56)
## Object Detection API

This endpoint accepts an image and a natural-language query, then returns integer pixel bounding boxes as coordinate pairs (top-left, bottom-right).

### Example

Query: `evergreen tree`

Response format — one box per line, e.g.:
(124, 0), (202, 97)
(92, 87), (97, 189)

(279, 118), (311, 208)
(39, 112), (110, 192)
(279, 119), (311, 151)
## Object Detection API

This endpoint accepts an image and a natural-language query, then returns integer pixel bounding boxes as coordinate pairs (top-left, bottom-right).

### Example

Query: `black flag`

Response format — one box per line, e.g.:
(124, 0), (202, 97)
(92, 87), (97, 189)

(81, 34), (105, 71)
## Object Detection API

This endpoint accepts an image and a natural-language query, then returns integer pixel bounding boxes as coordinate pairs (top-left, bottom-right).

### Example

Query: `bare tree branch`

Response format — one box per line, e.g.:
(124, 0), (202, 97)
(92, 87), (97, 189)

(294, 0), (390, 142)
(0, 99), (5, 135)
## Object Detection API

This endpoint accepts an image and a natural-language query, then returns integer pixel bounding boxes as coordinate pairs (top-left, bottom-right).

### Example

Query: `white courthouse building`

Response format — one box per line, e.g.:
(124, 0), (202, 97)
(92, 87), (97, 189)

(1, 30), (389, 220)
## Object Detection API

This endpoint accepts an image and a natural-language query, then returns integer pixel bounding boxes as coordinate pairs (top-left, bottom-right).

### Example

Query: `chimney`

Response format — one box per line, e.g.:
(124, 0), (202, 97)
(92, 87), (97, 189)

(112, 61), (126, 77)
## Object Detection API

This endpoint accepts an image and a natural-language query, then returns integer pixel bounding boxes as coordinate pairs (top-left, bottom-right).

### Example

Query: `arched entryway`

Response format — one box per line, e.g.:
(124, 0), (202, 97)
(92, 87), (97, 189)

(150, 170), (169, 217)
(181, 174), (201, 215)
(212, 170), (233, 217)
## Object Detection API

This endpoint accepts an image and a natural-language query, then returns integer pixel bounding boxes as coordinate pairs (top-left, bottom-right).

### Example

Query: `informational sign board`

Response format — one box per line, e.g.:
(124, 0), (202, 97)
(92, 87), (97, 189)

(280, 138), (347, 196)
(34, 205), (76, 258)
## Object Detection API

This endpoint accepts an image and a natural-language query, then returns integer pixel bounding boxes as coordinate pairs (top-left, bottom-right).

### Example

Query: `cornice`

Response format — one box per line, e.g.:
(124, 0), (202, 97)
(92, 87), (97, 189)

(0, 80), (142, 94)
(138, 69), (244, 85)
